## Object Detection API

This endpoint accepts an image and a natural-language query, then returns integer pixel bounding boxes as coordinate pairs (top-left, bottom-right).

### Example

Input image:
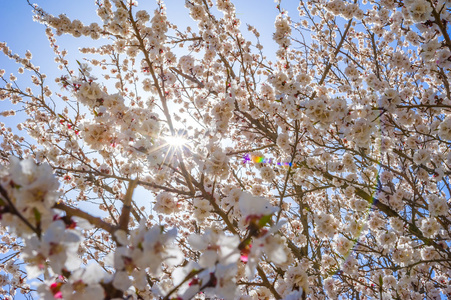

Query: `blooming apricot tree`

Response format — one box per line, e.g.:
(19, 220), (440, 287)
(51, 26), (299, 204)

(1, 0), (451, 299)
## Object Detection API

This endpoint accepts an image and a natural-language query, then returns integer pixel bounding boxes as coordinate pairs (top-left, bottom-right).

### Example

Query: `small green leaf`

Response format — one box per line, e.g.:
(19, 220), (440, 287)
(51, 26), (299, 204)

(33, 207), (41, 224)
(258, 214), (272, 228)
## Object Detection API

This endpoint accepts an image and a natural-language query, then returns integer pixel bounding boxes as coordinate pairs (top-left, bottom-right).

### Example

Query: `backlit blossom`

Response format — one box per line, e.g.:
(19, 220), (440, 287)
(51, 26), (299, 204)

(1, 0), (451, 298)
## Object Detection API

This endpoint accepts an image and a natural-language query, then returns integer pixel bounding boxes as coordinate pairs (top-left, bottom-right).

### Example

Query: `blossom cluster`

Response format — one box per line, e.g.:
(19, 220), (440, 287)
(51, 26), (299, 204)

(1, 0), (451, 299)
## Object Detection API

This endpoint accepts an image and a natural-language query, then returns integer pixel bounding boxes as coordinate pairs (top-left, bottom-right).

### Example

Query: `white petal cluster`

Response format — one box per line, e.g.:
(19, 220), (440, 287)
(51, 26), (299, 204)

(427, 194), (449, 217)
(154, 192), (180, 215)
(420, 217), (440, 238)
(76, 82), (104, 107)
(188, 229), (240, 268)
(438, 115), (451, 140)
(205, 146), (229, 179)
(284, 264), (309, 294)
(114, 224), (184, 279)
(238, 191), (278, 218)
(22, 221), (81, 277)
(193, 198), (212, 220)
(0, 157), (59, 235)
(405, 0), (433, 23)
(314, 212), (339, 239)
(37, 264), (105, 300)
(273, 14), (291, 47)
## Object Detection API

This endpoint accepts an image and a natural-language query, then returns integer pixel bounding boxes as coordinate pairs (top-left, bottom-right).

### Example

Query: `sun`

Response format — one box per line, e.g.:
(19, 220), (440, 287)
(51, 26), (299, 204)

(164, 135), (188, 148)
